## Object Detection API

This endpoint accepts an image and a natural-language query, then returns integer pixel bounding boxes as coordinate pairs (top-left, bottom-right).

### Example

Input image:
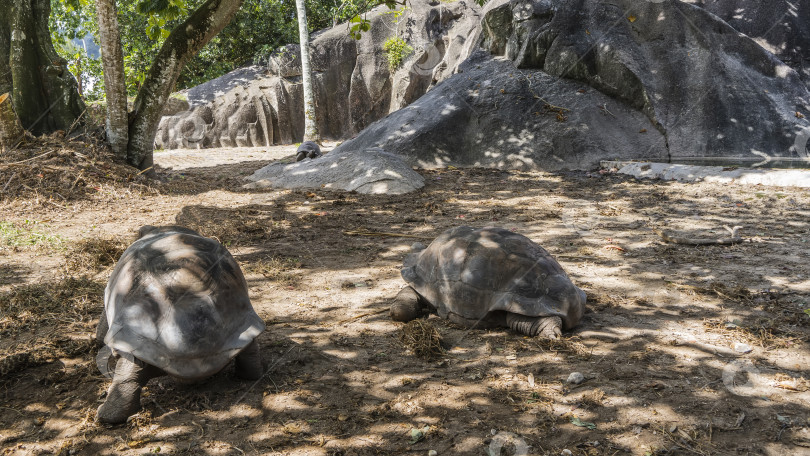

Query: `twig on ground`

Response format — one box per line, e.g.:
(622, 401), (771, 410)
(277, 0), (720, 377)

(655, 225), (744, 245)
(2, 172), (16, 192)
(67, 108), (88, 136)
(335, 308), (388, 325)
(1, 149), (58, 167)
(343, 230), (433, 239)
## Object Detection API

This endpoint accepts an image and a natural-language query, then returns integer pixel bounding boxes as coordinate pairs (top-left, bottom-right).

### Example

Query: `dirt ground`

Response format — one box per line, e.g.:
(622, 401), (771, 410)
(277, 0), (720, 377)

(1, 140), (809, 456)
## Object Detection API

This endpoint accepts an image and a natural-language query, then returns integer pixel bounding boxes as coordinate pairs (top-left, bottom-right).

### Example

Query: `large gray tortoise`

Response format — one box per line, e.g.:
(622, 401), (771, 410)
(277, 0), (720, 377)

(95, 225), (265, 424)
(391, 226), (586, 338)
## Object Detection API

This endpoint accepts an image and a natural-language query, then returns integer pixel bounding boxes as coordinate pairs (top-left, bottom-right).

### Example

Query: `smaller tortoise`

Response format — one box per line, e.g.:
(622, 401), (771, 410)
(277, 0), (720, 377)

(391, 226), (586, 338)
(295, 141), (321, 161)
(96, 225), (265, 424)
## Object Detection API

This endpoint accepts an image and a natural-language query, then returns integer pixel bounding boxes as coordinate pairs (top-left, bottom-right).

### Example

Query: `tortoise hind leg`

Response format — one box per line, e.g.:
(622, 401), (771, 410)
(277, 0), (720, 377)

(235, 339), (262, 380)
(506, 314), (562, 339)
(390, 287), (427, 322)
(97, 356), (161, 424)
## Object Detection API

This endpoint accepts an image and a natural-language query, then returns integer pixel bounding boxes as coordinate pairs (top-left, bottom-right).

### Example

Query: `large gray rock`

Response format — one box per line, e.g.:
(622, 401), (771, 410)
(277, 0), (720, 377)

(335, 0), (810, 170)
(156, 0), (481, 150)
(245, 148), (425, 194)
(689, 0), (810, 87)
(335, 51), (668, 170)
(492, 0), (810, 160)
(183, 65), (268, 106)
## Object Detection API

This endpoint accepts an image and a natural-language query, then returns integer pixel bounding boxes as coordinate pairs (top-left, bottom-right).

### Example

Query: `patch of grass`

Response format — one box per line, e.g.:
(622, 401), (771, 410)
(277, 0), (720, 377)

(175, 205), (277, 245)
(534, 335), (591, 360)
(0, 220), (64, 249)
(400, 319), (445, 360)
(0, 276), (103, 335)
(244, 256), (302, 289)
(65, 237), (128, 274)
(580, 388), (606, 408)
(0, 276), (103, 376)
(703, 315), (806, 347)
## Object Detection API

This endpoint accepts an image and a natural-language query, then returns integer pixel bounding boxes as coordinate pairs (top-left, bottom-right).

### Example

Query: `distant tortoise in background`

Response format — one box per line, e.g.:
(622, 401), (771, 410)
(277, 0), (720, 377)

(96, 225), (265, 424)
(391, 226), (586, 338)
(295, 141), (321, 161)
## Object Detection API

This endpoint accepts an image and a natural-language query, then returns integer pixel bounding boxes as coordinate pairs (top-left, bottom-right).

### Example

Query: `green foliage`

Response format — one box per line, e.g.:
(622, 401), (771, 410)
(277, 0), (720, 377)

(382, 36), (412, 71)
(348, 15), (370, 40)
(346, 0), (402, 40)
(139, 0), (189, 40)
(382, 4), (408, 21)
(46, 0), (383, 100)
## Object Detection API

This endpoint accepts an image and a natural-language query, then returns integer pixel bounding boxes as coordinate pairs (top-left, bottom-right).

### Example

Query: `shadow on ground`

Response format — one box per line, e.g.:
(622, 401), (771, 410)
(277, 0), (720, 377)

(2, 164), (809, 455)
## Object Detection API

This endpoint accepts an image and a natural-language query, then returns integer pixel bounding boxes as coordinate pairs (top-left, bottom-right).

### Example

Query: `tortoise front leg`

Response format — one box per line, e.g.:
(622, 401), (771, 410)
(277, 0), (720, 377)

(506, 314), (562, 339)
(97, 356), (161, 425)
(95, 307), (109, 346)
(235, 339), (263, 380)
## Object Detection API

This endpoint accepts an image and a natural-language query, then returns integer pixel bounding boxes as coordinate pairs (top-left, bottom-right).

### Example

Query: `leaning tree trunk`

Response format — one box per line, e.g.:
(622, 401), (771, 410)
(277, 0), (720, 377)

(2, 0), (85, 135)
(96, 0), (128, 159)
(295, 0), (319, 142)
(126, 0), (244, 170)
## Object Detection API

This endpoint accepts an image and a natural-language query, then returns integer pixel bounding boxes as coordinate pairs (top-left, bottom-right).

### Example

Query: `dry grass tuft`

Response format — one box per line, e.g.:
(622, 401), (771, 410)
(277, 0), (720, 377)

(0, 275), (103, 335)
(534, 335), (590, 359)
(0, 276), (103, 376)
(400, 319), (446, 360)
(65, 237), (128, 274)
(0, 135), (155, 205)
(584, 291), (623, 311)
(677, 281), (752, 303)
(243, 256), (302, 288)
(660, 425), (714, 456)
(580, 388), (606, 408)
(703, 317), (805, 348)
(175, 205), (281, 244)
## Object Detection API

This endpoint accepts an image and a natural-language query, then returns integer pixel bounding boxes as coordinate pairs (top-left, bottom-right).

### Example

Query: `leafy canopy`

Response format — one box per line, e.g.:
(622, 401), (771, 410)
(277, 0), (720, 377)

(48, 0), (379, 100)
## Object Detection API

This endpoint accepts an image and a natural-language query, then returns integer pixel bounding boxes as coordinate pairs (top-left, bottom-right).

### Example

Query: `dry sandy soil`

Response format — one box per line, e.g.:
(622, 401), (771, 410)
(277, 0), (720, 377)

(1, 140), (809, 456)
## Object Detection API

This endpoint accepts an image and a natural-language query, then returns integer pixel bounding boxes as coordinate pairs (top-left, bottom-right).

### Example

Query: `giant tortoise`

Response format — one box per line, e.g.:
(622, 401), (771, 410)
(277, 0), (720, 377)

(391, 226), (586, 338)
(95, 225), (265, 424)
(295, 141), (321, 161)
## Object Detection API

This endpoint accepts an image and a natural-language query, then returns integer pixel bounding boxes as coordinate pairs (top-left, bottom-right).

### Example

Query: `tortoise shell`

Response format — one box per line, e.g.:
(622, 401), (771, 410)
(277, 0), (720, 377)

(102, 227), (264, 379)
(401, 226), (585, 329)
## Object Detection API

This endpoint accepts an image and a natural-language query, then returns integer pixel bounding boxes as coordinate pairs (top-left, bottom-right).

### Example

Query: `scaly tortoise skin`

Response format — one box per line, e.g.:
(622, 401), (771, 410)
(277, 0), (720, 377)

(391, 226), (586, 338)
(96, 225), (265, 424)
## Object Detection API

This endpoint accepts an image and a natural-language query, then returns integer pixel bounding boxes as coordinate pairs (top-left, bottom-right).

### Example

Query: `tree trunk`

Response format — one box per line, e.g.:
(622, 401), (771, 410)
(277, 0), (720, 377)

(0, 93), (25, 148)
(0, 3), (12, 97)
(296, 0), (319, 142)
(76, 56), (83, 96)
(5, 0), (85, 135)
(126, 0), (244, 170)
(96, 0), (128, 159)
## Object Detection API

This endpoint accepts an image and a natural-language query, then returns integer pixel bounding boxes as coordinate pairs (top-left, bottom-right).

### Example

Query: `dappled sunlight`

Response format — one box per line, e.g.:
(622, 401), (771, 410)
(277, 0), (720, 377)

(2, 161), (810, 454)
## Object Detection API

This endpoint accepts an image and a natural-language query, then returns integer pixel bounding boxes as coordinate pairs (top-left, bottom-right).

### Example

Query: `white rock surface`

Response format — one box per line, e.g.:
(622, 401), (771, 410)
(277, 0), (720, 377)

(567, 372), (585, 385)
(245, 148), (425, 195)
(612, 162), (810, 189)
